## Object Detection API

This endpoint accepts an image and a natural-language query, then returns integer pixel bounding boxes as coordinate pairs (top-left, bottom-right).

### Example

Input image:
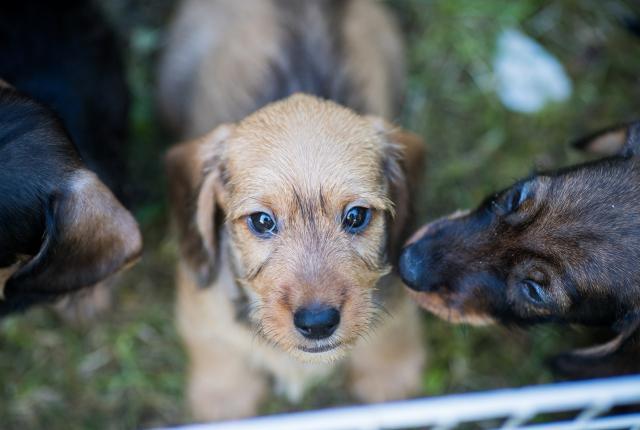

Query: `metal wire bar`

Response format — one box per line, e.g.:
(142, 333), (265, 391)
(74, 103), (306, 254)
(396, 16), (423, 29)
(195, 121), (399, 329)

(513, 413), (640, 430)
(157, 376), (640, 430)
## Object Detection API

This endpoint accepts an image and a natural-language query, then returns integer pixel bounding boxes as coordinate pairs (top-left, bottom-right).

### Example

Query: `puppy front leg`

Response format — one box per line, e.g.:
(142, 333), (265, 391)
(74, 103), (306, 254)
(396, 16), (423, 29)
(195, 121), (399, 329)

(347, 295), (426, 402)
(53, 280), (113, 324)
(187, 339), (267, 421)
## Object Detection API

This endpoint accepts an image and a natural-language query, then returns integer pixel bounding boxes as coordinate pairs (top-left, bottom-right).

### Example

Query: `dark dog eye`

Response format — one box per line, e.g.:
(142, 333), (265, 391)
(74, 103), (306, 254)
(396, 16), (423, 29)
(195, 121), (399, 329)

(247, 212), (277, 237)
(520, 279), (549, 305)
(342, 206), (371, 234)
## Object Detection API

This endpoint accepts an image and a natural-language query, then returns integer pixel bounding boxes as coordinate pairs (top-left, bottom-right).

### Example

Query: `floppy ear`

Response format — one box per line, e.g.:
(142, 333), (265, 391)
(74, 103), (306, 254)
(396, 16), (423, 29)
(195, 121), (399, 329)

(370, 117), (427, 263)
(165, 124), (232, 286)
(572, 121), (640, 157)
(550, 312), (640, 379)
(1, 170), (142, 314)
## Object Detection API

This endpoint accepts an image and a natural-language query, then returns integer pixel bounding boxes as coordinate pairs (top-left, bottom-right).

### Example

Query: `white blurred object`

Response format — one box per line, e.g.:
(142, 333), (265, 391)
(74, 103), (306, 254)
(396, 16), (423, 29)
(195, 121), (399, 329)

(494, 28), (572, 113)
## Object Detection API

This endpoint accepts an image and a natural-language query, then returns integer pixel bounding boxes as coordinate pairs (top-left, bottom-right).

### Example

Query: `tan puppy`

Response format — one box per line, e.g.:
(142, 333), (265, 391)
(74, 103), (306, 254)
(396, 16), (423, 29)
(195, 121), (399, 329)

(160, 0), (426, 421)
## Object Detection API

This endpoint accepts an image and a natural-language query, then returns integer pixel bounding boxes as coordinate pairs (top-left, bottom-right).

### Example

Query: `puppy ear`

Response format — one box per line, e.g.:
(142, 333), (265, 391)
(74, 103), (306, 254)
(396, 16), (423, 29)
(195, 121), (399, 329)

(2, 171), (142, 313)
(550, 312), (640, 379)
(165, 125), (232, 286)
(370, 117), (427, 262)
(572, 121), (640, 157)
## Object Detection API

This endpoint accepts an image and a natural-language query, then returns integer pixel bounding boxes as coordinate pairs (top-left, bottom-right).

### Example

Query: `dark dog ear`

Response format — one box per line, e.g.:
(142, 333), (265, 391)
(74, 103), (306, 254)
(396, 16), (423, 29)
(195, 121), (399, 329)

(165, 125), (232, 286)
(550, 312), (640, 380)
(3, 171), (142, 312)
(370, 117), (427, 262)
(573, 121), (640, 157)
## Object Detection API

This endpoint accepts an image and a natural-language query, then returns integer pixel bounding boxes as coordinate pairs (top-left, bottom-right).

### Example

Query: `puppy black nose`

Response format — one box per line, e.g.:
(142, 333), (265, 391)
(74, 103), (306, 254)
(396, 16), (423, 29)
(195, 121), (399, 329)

(399, 243), (428, 291)
(294, 305), (340, 340)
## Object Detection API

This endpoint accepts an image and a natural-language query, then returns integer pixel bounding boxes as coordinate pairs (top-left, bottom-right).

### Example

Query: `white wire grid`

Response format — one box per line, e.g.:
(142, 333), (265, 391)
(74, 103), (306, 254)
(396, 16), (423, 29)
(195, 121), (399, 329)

(161, 375), (640, 430)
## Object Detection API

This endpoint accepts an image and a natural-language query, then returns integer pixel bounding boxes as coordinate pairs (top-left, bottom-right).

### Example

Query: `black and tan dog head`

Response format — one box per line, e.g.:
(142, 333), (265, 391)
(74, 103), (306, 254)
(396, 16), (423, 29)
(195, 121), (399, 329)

(0, 87), (142, 315)
(167, 93), (425, 361)
(399, 121), (640, 376)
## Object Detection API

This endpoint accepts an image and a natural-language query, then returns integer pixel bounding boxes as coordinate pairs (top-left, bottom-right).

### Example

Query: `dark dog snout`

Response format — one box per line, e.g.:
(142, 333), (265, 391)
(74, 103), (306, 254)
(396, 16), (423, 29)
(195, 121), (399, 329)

(400, 233), (446, 293)
(400, 216), (459, 293)
(294, 304), (340, 340)
(399, 242), (427, 291)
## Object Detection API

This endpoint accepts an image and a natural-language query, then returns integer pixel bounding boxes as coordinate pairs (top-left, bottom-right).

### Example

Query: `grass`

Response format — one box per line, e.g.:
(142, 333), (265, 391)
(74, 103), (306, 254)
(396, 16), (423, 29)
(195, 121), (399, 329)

(1, 1), (639, 428)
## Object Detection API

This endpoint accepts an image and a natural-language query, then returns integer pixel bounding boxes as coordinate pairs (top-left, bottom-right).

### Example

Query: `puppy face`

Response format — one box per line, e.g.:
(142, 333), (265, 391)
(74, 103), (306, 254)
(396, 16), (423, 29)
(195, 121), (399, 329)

(399, 123), (640, 328)
(167, 94), (425, 362)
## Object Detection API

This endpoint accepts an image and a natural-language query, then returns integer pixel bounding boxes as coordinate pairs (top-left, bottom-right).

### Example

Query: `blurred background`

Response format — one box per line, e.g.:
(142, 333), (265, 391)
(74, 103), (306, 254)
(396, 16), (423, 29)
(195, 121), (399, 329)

(1, 1), (639, 428)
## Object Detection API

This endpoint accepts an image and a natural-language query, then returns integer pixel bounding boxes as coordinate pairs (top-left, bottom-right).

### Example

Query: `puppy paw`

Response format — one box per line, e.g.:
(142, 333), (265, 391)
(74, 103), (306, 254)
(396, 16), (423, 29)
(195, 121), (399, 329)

(53, 281), (113, 325)
(549, 328), (640, 381)
(188, 370), (267, 422)
(349, 344), (425, 403)
(549, 349), (639, 380)
(347, 298), (426, 403)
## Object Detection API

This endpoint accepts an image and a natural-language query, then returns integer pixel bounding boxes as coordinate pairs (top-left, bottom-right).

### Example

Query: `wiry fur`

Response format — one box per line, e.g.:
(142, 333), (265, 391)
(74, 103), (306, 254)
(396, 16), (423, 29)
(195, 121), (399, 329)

(160, 0), (425, 421)
(400, 122), (640, 379)
(158, 0), (405, 138)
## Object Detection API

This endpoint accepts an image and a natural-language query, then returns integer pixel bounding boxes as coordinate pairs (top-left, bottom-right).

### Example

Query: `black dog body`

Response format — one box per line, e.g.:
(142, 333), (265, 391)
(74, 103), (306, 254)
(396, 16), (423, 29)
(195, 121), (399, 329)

(0, 87), (141, 316)
(0, 0), (130, 202)
(0, 1), (141, 315)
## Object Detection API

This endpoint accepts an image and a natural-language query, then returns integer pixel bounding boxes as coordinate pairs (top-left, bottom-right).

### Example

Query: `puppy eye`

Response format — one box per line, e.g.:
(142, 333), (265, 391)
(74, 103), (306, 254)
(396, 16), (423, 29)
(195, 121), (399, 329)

(247, 212), (277, 238)
(520, 279), (550, 306)
(342, 206), (371, 234)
